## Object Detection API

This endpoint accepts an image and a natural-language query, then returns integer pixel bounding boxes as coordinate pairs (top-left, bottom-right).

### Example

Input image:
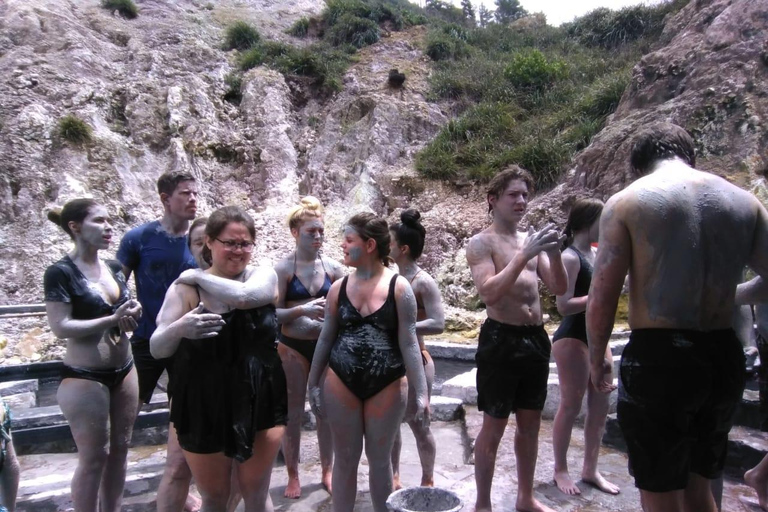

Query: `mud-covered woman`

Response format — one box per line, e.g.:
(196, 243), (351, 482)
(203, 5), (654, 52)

(388, 209), (445, 489)
(274, 197), (344, 498)
(308, 212), (428, 512)
(44, 199), (142, 512)
(551, 198), (619, 496)
(151, 206), (286, 512)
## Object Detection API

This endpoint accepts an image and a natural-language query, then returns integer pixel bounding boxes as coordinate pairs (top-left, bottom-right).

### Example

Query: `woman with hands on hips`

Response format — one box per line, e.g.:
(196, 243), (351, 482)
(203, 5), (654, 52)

(44, 199), (142, 512)
(151, 206), (286, 512)
(307, 212), (428, 512)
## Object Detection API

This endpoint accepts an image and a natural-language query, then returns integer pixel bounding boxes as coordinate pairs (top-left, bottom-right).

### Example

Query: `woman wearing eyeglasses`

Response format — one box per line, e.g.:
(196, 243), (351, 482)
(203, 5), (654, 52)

(151, 206), (286, 512)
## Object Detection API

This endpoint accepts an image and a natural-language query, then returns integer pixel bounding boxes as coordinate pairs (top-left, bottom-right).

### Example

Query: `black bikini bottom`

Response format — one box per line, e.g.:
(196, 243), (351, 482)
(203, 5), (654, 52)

(61, 358), (134, 390)
(279, 333), (317, 363)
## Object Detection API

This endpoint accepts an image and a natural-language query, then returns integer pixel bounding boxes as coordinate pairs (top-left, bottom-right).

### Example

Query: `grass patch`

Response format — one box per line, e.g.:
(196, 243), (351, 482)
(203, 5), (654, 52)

(417, 0), (684, 187)
(288, 17), (310, 38)
(326, 14), (380, 48)
(59, 115), (92, 144)
(101, 0), (138, 19)
(224, 21), (260, 51)
(223, 73), (243, 104)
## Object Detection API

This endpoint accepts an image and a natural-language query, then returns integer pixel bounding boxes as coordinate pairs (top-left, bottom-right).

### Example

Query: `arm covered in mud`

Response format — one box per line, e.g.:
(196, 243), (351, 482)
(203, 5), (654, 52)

(175, 267), (278, 310)
(45, 300), (141, 340)
(273, 260), (325, 336)
(308, 281), (342, 418)
(150, 283), (225, 359)
(555, 249), (588, 316)
(396, 277), (429, 424)
(414, 274), (445, 336)
(587, 198), (628, 393)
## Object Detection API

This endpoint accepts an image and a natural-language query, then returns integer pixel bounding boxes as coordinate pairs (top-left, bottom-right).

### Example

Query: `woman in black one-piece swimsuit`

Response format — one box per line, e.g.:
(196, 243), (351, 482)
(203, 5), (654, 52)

(151, 206), (285, 512)
(44, 199), (143, 512)
(308, 213), (428, 512)
(551, 198), (620, 496)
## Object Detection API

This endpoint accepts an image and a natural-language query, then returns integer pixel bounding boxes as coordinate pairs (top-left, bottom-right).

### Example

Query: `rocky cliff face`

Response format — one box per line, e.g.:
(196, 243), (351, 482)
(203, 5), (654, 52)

(1, 0), (767, 358)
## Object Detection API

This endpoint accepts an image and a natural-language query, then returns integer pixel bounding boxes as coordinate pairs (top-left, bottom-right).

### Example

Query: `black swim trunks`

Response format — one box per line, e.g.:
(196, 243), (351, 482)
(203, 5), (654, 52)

(131, 336), (175, 403)
(618, 328), (746, 492)
(475, 319), (551, 418)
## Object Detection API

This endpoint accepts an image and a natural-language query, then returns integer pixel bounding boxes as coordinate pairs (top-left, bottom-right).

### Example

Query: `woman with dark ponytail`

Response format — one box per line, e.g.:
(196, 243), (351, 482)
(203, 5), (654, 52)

(44, 199), (143, 512)
(388, 209), (445, 489)
(308, 212), (428, 512)
(551, 198), (619, 496)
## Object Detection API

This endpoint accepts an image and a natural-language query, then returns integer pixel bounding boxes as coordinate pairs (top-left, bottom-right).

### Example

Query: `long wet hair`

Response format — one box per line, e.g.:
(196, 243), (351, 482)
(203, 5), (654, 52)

(630, 122), (696, 175)
(562, 198), (604, 250)
(47, 198), (99, 240)
(201, 206), (256, 266)
(390, 209), (426, 260)
(346, 212), (391, 265)
(287, 196), (324, 231)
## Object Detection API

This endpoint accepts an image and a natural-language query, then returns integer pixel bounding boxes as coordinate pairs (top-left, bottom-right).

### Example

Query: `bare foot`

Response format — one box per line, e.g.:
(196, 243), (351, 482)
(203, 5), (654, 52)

(184, 493), (202, 512)
(393, 473), (403, 491)
(322, 470), (333, 495)
(421, 476), (434, 487)
(284, 476), (301, 499)
(554, 470), (581, 495)
(745, 467), (768, 510)
(515, 497), (556, 512)
(582, 471), (620, 495)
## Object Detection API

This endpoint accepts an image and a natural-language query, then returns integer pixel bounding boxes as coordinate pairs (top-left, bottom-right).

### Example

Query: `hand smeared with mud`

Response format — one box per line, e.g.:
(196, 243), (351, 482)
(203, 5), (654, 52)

(302, 298), (326, 320)
(175, 268), (202, 286)
(116, 299), (142, 335)
(590, 356), (617, 394)
(523, 223), (566, 260)
(179, 302), (226, 340)
(309, 385), (323, 419)
(407, 395), (430, 428)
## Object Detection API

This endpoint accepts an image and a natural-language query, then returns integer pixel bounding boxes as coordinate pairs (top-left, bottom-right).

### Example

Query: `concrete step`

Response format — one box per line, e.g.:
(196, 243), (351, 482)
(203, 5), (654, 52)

(602, 414), (768, 479)
(439, 369), (619, 421)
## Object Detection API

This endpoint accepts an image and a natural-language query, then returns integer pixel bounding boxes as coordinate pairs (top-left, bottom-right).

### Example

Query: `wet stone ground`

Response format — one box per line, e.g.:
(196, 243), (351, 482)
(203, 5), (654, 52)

(15, 404), (765, 511)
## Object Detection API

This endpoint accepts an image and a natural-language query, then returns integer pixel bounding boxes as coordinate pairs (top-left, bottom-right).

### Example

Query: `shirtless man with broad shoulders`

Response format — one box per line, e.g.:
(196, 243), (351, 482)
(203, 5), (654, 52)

(466, 165), (567, 512)
(587, 122), (768, 512)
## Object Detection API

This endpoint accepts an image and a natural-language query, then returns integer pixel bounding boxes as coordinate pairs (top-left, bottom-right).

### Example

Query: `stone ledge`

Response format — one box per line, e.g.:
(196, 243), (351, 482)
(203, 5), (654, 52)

(431, 396), (465, 422)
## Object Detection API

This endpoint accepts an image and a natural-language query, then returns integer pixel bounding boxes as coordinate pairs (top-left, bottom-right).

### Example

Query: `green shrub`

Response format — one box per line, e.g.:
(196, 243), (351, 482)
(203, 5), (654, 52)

(224, 21), (261, 51)
(59, 115), (92, 144)
(239, 47), (265, 71)
(576, 70), (630, 119)
(425, 32), (469, 61)
(101, 0), (138, 19)
(326, 14), (380, 48)
(504, 49), (567, 90)
(566, 4), (667, 49)
(223, 73), (243, 104)
(288, 17), (310, 37)
(323, 0), (375, 26)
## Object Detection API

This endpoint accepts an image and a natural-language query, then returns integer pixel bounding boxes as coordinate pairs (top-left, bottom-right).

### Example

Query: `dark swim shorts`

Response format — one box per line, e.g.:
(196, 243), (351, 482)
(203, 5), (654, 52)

(475, 319), (551, 418)
(618, 328), (746, 493)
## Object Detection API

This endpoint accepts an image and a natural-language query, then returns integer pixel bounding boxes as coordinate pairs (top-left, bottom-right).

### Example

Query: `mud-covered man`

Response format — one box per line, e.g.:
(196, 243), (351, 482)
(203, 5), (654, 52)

(587, 122), (768, 512)
(467, 165), (567, 512)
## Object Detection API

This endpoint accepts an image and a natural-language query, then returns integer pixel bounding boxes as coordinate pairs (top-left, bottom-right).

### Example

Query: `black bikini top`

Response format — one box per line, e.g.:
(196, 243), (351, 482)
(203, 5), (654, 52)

(43, 256), (130, 320)
(285, 255), (332, 302)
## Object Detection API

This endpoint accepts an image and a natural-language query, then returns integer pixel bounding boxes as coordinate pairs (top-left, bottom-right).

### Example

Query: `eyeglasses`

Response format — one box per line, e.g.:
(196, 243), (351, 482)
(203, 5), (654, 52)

(215, 238), (255, 252)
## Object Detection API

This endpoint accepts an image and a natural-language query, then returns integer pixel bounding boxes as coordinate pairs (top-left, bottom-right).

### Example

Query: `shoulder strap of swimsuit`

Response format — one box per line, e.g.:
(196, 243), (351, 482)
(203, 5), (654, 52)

(409, 269), (423, 284)
(339, 275), (349, 303)
(293, 252), (298, 276)
(388, 274), (399, 299)
(320, 255), (328, 275)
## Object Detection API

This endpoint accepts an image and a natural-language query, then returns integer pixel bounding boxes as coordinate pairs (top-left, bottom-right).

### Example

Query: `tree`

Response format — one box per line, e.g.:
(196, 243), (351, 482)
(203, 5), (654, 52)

(461, 0), (476, 25)
(494, 0), (528, 24)
(478, 5), (493, 27)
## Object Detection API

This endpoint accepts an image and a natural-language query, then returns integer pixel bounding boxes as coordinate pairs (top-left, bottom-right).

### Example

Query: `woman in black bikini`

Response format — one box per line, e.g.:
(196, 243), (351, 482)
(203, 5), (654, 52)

(44, 198), (143, 512)
(274, 197), (344, 498)
(551, 198), (619, 496)
(308, 212), (428, 512)
(151, 206), (285, 512)
(388, 210), (444, 489)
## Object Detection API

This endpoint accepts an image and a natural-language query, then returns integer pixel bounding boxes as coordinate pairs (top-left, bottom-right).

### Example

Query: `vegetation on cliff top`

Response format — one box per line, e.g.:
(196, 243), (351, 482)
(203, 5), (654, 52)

(416, 0), (689, 190)
(101, 0), (138, 19)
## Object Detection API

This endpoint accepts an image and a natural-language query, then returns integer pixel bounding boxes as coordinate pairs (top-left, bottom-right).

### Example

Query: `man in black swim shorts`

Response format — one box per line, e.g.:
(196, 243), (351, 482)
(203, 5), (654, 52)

(466, 165), (567, 512)
(587, 122), (768, 512)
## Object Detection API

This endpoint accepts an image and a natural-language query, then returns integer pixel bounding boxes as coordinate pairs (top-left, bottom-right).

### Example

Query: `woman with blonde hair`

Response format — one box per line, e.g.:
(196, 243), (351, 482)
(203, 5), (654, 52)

(44, 198), (142, 512)
(274, 196), (344, 498)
